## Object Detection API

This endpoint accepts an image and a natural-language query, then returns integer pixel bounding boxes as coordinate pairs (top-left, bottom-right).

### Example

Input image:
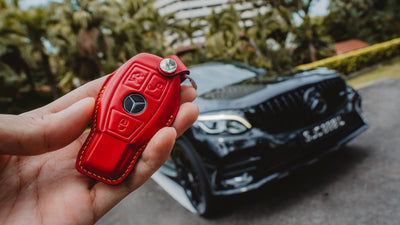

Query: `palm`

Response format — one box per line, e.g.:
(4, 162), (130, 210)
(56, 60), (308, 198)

(0, 144), (97, 224)
(0, 77), (198, 225)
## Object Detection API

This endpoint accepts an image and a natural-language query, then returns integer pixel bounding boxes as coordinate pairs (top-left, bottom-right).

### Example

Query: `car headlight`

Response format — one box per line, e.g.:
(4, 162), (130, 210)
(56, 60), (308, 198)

(194, 114), (252, 135)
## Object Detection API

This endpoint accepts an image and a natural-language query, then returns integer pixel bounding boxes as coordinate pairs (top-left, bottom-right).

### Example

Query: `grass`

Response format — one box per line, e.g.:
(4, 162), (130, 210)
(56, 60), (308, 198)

(346, 57), (400, 88)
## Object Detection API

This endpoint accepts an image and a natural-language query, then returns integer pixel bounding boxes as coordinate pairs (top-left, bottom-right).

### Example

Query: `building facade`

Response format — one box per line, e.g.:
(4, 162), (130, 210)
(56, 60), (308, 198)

(154, 0), (269, 48)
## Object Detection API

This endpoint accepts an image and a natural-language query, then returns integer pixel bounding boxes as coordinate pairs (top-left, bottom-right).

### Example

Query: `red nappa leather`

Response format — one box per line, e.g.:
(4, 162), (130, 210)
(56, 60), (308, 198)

(76, 53), (189, 185)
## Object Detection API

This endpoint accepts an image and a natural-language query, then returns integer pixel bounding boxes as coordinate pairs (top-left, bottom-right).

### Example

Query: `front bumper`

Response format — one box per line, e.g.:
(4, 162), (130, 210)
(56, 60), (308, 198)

(197, 110), (368, 196)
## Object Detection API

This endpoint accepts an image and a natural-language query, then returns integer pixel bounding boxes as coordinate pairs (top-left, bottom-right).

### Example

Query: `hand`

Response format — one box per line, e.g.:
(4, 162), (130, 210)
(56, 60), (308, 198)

(0, 76), (199, 225)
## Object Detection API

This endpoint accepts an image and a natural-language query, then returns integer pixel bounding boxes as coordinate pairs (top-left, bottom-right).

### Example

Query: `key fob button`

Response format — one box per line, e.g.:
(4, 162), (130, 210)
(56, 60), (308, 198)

(108, 109), (142, 139)
(145, 75), (167, 99)
(124, 67), (149, 90)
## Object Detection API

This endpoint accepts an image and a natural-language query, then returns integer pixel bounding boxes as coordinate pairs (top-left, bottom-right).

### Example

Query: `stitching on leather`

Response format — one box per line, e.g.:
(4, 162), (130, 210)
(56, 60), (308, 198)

(165, 114), (174, 126)
(78, 83), (177, 183)
(78, 85), (146, 183)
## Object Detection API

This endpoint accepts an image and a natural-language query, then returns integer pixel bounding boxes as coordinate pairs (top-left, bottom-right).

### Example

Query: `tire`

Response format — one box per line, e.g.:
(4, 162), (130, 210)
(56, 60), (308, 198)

(171, 137), (217, 217)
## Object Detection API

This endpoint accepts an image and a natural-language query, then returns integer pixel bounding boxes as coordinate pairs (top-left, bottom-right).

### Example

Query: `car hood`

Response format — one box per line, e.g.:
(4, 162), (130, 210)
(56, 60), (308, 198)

(194, 68), (341, 113)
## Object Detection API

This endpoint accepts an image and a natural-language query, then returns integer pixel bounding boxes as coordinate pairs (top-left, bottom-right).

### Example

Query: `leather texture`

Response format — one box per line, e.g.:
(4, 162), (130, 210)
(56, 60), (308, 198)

(76, 53), (189, 185)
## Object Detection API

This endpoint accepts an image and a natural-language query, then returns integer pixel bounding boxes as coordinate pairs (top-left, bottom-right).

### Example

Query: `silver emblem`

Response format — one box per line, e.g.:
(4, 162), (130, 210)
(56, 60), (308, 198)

(160, 58), (177, 73)
(303, 87), (327, 114)
(123, 93), (147, 114)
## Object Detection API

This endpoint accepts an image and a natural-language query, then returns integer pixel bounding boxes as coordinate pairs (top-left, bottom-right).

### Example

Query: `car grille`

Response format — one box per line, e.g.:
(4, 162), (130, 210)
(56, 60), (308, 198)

(244, 77), (347, 134)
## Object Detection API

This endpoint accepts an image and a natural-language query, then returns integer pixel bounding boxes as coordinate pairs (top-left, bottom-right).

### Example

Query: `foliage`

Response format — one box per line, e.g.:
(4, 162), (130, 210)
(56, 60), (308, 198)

(245, 8), (291, 70)
(204, 5), (246, 62)
(236, 0), (333, 68)
(1, 0), (400, 113)
(296, 38), (400, 75)
(292, 16), (335, 64)
(0, 0), (169, 113)
(0, 0), (171, 113)
(346, 56), (400, 88)
(0, 3), (37, 96)
(323, 0), (400, 44)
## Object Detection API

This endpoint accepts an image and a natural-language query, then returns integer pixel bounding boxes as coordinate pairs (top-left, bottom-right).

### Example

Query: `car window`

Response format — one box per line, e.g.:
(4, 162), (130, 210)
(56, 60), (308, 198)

(189, 63), (258, 95)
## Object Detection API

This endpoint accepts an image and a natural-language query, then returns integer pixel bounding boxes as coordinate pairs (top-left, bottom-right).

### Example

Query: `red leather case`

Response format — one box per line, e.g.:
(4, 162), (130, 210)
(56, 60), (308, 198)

(76, 53), (189, 185)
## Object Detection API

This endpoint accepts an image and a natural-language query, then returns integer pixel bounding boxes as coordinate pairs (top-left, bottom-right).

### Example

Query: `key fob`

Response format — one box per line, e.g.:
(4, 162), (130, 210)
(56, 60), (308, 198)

(76, 53), (192, 185)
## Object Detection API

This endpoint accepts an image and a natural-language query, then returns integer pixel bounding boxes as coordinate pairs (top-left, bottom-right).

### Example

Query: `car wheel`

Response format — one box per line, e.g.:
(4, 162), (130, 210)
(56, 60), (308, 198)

(171, 137), (217, 216)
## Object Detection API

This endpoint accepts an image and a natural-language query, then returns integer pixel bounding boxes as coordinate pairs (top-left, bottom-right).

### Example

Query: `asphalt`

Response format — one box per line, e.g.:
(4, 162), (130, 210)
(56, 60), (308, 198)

(96, 78), (400, 225)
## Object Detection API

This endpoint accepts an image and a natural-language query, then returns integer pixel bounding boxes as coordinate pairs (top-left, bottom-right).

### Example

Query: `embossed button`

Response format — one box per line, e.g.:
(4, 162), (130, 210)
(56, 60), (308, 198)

(108, 109), (141, 138)
(145, 76), (167, 99)
(124, 68), (148, 90)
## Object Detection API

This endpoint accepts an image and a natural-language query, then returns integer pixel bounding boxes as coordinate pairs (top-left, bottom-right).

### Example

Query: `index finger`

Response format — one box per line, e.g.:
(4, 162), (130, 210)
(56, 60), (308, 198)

(23, 76), (197, 118)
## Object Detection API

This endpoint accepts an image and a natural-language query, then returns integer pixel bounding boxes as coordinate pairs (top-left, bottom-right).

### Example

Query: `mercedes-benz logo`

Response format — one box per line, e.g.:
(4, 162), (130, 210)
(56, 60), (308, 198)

(123, 93), (147, 114)
(303, 87), (327, 114)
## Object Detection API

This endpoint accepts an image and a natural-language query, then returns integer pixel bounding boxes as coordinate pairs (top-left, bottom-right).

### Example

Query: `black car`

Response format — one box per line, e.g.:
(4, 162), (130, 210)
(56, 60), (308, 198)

(154, 61), (368, 216)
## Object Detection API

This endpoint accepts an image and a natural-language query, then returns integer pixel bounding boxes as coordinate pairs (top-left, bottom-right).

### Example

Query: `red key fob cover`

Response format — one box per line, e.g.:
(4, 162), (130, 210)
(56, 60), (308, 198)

(76, 53), (189, 185)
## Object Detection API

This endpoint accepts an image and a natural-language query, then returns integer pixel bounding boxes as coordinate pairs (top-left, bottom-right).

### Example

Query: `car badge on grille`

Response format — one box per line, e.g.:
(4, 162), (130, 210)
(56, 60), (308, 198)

(303, 87), (327, 114)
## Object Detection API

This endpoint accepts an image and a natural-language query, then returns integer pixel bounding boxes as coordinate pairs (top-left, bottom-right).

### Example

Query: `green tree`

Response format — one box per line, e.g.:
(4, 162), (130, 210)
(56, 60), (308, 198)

(324, 0), (400, 43)
(205, 5), (247, 62)
(239, 0), (333, 65)
(0, 1), (65, 112)
(68, 0), (108, 80)
(245, 8), (292, 70)
(21, 6), (65, 98)
(285, 0), (320, 62)
(0, 2), (35, 96)
(99, 0), (172, 72)
(0, 0), (175, 113)
(0, 1), (65, 99)
(44, 0), (169, 82)
(293, 16), (334, 64)
(323, 0), (373, 42)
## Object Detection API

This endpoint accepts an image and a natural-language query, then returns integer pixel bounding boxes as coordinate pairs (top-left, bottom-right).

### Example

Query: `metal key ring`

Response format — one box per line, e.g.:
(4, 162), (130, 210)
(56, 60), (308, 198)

(184, 74), (197, 90)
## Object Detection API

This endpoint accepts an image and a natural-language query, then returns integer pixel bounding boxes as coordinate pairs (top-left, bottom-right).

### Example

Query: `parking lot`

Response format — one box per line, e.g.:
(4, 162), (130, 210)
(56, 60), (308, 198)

(97, 78), (400, 225)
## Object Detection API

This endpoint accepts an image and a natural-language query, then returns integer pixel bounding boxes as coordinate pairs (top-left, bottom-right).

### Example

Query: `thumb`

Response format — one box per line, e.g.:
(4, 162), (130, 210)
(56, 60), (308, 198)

(0, 97), (95, 155)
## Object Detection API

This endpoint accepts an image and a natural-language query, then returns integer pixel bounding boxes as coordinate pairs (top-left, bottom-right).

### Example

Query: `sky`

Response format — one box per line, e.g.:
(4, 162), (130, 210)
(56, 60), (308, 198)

(309, 0), (330, 17)
(19, 0), (330, 16)
(19, 0), (61, 9)
(292, 0), (330, 25)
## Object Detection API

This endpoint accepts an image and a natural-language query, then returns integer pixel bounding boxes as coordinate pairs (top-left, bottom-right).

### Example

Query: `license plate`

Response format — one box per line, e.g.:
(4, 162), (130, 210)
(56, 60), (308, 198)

(302, 115), (346, 143)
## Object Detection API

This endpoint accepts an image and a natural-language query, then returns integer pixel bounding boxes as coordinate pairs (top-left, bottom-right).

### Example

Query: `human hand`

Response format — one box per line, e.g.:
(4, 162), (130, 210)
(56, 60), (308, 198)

(0, 76), (198, 225)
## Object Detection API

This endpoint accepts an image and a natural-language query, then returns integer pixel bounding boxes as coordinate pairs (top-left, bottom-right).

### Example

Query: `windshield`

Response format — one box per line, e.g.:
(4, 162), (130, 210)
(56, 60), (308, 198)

(188, 63), (259, 96)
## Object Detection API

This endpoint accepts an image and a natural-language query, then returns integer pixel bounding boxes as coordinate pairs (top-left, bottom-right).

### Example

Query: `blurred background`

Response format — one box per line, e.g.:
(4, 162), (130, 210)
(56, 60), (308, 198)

(1, 0), (399, 114)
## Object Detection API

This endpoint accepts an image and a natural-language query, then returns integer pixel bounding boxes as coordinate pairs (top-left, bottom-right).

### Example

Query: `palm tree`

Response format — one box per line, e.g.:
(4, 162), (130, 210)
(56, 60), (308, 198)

(245, 8), (290, 68)
(248, 0), (329, 64)
(0, 1), (37, 94)
(292, 16), (334, 65)
(69, 0), (108, 81)
(21, 6), (65, 98)
(100, 0), (171, 71)
(45, 0), (170, 83)
(205, 4), (246, 61)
